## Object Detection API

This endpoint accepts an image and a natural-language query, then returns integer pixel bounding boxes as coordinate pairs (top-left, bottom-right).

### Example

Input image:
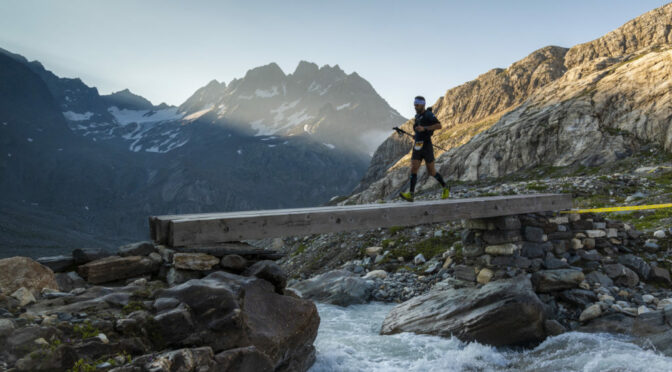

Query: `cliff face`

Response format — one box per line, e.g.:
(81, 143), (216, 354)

(350, 3), (672, 203)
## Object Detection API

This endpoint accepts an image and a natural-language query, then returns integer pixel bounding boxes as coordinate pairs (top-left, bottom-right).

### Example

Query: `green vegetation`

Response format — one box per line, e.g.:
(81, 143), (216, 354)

(72, 321), (100, 339)
(68, 359), (97, 372)
(292, 243), (308, 257)
(122, 301), (146, 315)
(385, 234), (460, 262)
(388, 226), (404, 235)
(606, 209), (672, 231)
(526, 181), (548, 192)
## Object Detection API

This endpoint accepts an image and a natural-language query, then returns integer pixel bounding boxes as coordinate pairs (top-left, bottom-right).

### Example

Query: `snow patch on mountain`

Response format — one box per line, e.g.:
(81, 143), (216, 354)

(63, 111), (94, 121)
(336, 103), (351, 110)
(108, 106), (184, 125)
(255, 86), (279, 98)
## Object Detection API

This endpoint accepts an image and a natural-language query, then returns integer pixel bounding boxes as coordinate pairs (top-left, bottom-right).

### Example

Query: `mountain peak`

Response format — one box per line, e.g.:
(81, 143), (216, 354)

(244, 62), (286, 80)
(293, 60), (319, 77)
(103, 88), (154, 110)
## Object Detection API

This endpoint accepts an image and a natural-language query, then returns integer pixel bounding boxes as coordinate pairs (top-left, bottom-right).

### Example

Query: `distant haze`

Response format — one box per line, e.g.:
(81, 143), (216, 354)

(0, 0), (666, 117)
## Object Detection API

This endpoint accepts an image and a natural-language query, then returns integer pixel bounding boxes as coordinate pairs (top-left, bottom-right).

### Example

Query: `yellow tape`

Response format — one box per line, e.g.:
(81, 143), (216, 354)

(561, 203), (672, 214)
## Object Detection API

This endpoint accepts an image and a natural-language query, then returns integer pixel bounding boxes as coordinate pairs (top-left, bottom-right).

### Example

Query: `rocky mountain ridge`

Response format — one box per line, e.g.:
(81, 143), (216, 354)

(0, 50), (401, 255)
(349, 2), (672, 203)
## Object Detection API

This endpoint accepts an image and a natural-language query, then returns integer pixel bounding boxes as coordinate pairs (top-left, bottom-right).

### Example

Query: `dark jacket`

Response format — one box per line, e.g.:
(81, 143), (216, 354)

(413, 109), (440, 142)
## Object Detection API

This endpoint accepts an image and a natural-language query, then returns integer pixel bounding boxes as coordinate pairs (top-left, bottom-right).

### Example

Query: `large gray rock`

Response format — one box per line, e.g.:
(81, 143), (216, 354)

(380, 276), (547, 347)
(77, 256), (160, 284)
(531, 269), (585, 292)
(604, 263), (639, 288)
(618, 254), (651, 281)
(156, 271), (319, 370)
(36, 255), (74, 273)
(118, 241), (156, 257)
(243, 261), (287, 294)
(0, 257), (58, 297)
(579, 306), (672, 357)
(289, 270), (373, 306)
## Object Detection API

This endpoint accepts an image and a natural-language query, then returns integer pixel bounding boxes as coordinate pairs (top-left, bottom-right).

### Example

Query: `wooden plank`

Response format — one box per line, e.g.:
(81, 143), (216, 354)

(156, 194), (571, 247)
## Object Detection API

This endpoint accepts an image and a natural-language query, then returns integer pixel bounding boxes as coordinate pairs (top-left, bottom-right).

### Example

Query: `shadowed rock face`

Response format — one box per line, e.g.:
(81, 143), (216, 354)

(1, 261), (320, 371)
(380, 275), (546, 347)
(350, 3), (672, 203)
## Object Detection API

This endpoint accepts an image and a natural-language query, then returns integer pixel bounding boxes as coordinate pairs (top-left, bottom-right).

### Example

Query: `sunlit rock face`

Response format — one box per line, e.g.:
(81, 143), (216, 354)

(349, 3), (672, 203)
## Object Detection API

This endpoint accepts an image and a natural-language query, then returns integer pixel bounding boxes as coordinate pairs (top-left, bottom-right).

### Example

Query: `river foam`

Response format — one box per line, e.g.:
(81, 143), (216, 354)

(310, 302), (672, 372)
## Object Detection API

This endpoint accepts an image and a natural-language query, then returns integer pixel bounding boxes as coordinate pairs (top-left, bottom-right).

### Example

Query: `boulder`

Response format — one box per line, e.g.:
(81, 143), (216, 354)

(380, 276), (546, 347)
(0, 257), (58, 296)
(477, 268), (494, 284)
(585, 271), (613, 288)
(485, 243), (518, 256)
(558, 289), (598, 307)
(604, 263), (639, 288)
(10, 287), (36, 307)
(617, 254), (651, 281)
(54, 272), (88, 292)
(166, 268), (202, 287)
(173, 253), (220, 271)
(156, 271), (319, 369)
(289, 270), (373, 306)
(220, 255), (249, 273)
(651, 266), (672, 285)
(579, 304), (602, 322)
(118, 241), (156, 257)
(579, 309), (672, 357)
(531, 269), (585, 292)
(365, 246), (383, 258)
(135, 347), (216, 371)
(72, 249), (112, 265)
(214, 346), (274, 372)
(78, 256), (159, 284)
(521, 242), (547, 258)
(36, 255), (74, 273)
(453, 265), (476, 282)
(363, 270), (388, 280)
(482, 230), (522, 245)
(243, 261), (287, 294)
(524, 226), (545, 242)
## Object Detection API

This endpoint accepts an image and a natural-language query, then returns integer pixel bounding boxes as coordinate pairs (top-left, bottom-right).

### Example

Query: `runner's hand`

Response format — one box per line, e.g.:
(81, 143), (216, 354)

(416, 126), (425, 132)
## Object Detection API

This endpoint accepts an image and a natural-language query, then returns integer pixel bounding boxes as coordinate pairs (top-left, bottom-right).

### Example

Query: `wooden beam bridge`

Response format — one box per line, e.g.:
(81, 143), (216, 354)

(150, 194), (572, 248)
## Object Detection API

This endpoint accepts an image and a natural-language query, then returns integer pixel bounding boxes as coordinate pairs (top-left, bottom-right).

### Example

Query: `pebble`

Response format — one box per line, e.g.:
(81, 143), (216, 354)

(638, 305), (652, 315)
(579, 304), (602, 322)
(97, 333), (110, 344)
(642, 294), (655, 304)
(654, 230), (666, 239)
(414, 254), (426, 265)
(364, 270), (388, 280)
(644, 239), (660, 251)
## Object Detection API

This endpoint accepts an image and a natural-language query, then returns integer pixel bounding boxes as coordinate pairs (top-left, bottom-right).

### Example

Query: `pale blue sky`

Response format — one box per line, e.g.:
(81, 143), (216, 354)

(0, 0), (667, 117)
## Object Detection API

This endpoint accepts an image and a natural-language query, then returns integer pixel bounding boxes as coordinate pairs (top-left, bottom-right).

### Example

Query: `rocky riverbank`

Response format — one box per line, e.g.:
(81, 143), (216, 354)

(285, 200), (672, 352)
(0, 243), (319, 371)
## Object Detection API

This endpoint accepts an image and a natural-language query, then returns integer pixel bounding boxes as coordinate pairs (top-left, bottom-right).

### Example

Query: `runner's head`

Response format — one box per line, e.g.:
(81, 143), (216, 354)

(414, 96), (425, 114)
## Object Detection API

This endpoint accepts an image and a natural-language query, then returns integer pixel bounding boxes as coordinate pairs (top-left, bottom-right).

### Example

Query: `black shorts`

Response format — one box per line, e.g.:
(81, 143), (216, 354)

(411, 141), (435, 163)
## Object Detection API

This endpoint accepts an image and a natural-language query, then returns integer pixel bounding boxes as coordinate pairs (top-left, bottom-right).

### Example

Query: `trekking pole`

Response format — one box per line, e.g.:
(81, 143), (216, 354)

(392, 127), (448, 152)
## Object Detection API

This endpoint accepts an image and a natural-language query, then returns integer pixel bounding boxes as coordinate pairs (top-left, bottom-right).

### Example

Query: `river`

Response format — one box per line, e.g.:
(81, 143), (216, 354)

(309, 302), (672, 372)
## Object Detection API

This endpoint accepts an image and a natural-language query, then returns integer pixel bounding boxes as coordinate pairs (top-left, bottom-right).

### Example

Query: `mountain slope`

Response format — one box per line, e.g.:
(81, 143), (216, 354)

(177, 61), (406, 157)
(349, 2), (672, 203)
(353, 45), (568, 193)
(0, 52), (393, 256)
